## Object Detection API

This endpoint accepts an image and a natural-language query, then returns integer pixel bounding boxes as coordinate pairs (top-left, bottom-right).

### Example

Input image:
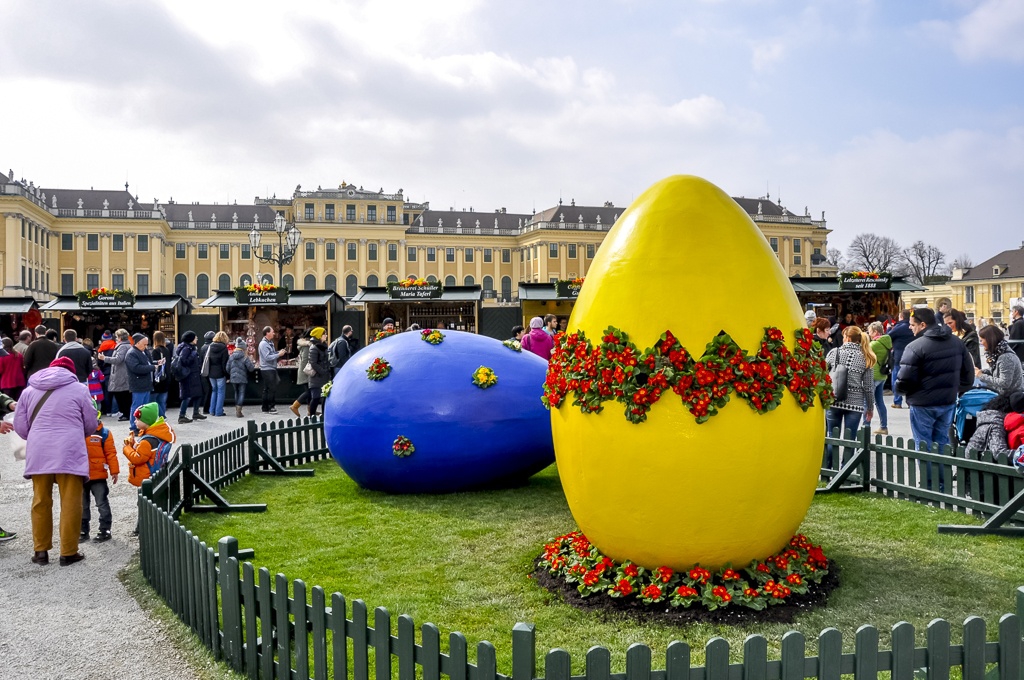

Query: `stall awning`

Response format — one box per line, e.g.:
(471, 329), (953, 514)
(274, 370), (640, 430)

(41, 295), (193, 312)
(788, 277), (925, 293)
(351, 286), (483, 303)
(0, 297), (40, 314)
(200, 289), (345, 309)
(518, 282), (575, 301)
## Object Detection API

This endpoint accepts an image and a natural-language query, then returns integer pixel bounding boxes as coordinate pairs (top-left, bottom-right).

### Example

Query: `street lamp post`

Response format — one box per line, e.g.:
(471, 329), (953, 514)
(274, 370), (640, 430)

(249, 214), (301, 286)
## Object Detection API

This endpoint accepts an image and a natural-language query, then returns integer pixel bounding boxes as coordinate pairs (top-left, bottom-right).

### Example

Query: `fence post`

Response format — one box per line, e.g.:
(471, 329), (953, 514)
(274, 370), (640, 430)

(859, 426), (871, 491)
(247, 420), (259, 475)
(217, 536), (244, 671)
(512, 623), (536, 680)
(181, 444), (194, 513)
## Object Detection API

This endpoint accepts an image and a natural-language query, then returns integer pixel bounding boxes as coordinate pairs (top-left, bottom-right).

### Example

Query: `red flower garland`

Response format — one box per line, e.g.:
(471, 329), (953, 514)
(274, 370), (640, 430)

(542, 326), (832, 424)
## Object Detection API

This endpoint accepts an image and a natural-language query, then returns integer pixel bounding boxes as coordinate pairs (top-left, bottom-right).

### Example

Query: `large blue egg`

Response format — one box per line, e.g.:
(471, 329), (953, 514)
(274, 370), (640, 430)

(324, 330), (554, 493)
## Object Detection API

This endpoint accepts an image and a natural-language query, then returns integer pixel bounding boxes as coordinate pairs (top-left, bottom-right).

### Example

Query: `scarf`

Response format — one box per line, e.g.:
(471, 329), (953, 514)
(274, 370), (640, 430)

(984, 339), (1013, 367)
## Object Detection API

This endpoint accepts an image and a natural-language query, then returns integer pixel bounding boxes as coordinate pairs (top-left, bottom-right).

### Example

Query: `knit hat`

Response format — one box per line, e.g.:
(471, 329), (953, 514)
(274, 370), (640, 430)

(134, 402), (164, 428)
(235, 337), (245, 347)
(382, 318), (395, 326)
(310, 327), (326, 340)
(804, 310), (817, 322)
(529, 316), (544, 329)
(132, 333), (146, 344)
(101, 330), (113, 341)
(50, 356), (76, 373)
(1010, 392), (1024, 414)
(204, 331), (216, 342)
(181, 331), (197, 344)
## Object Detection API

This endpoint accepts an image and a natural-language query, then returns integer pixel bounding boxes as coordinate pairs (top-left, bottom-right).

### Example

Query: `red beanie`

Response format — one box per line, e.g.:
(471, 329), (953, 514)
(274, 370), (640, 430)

(50, 356), (76, 373)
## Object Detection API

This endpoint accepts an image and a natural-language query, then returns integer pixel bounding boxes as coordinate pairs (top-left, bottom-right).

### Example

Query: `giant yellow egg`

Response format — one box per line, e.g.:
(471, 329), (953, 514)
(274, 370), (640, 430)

(551, 175), (825, 570)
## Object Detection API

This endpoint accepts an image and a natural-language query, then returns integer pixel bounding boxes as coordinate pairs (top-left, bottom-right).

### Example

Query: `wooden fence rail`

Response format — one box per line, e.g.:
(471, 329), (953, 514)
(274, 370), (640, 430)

(138, 418), (1024, 680)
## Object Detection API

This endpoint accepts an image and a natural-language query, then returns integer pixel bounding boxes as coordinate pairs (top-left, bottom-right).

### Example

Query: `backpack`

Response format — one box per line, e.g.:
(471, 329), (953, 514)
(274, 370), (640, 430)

(140, 434), (173, 476)
(880, 346), (894, 377)
(328, 337), (349, 368)
(170, 346), (190, 381)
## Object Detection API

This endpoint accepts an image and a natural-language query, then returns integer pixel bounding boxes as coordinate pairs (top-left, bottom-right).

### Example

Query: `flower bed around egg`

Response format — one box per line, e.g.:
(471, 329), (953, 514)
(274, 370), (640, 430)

(535, 531), (837, 623)
(543, 326), (833, 424)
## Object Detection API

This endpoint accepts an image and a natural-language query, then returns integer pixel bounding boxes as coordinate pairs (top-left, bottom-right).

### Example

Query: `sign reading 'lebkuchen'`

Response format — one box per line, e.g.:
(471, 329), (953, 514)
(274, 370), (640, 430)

(236, 289), (289, 305)
(388, 283), (442, 299)
(838, 272), (893, 290)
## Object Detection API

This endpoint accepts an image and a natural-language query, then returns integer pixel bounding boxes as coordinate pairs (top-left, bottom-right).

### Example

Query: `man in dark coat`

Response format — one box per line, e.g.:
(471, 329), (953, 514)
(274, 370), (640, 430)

(1009, 305), (1024, 363)
(197, 331), (215, 415)
(886, 309), (916, 409)
(894, 307), (974, 492)
(125, 333), (155, 435)
(55, 329), (92, 382)
(22, 325), (60, 379)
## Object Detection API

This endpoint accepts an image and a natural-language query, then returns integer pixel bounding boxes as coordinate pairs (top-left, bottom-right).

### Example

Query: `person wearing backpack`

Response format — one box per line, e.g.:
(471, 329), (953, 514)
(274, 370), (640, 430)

(226, 337), (256, 418)
(824, 326), (876, 468)
(173, 331), (205, 424)
(328, 328), (352, 377)
(868, 321), (893, 436)
(123, 402), (176, 489)
(81, 403), (119, 543)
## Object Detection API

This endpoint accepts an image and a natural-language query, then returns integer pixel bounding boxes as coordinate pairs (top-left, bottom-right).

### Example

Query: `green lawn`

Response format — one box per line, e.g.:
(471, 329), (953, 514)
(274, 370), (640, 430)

(181, 460), (1024, 671)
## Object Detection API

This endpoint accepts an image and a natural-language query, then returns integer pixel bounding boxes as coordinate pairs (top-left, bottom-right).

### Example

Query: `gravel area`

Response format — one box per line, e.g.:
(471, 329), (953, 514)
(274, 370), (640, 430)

(0, 405), (302, 679)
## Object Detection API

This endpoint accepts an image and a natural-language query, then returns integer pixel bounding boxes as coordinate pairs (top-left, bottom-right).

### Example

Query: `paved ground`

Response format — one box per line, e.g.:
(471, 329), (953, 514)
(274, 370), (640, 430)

(0, 403), (297, 679)
(0, 392), (909, 678)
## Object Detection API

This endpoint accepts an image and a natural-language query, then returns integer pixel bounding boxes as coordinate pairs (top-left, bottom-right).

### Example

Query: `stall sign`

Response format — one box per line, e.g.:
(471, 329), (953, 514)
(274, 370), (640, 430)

(388, 283), (442, 299)
(838, 272), (893, 290)
(76, 289), (136, 308)
(237, 289), (290, 305)
(555, 277), (585, 298)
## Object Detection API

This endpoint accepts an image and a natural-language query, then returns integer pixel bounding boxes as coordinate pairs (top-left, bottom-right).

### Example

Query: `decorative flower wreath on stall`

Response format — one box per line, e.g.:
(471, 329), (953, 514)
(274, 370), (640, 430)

(235, 282), (279, 294)
(538, 531), (830, 613)
(502, 339), (522, 352)
(398, 277), (430, 288)
(542, 326), (833, 425)
(75, 288), (136, 305)
(373, 328), (398, 343)
(420, 329), (445, 345)
(471, 366), (498, 389)
(366, 358), (391, 381)
(392, 435), (415, 458)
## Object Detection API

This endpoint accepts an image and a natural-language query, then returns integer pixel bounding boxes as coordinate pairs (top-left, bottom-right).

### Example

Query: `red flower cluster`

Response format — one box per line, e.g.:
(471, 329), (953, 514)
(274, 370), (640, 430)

(392, 435), (414, 458)
(542, 326), (833, 424)
(540, 531), (830, 612)
(366, 357), (392, 381)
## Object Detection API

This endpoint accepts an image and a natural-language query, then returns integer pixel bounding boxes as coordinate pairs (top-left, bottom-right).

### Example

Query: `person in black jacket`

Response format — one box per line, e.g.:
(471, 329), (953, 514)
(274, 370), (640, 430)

(197, 331), (215, 415)
(206, 332), (230, 416)
(55, 329), (92, 383)
(125, 333), (156, 435)
(1009, 305), (1024, 363)
(886, 310), (916, 408)
(22, 325), (60, 380)
(894, 307), (974, 492)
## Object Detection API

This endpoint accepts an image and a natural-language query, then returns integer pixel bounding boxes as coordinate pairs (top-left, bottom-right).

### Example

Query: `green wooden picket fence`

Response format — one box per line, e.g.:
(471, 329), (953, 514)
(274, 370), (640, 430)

(138, 418), (1024, 680)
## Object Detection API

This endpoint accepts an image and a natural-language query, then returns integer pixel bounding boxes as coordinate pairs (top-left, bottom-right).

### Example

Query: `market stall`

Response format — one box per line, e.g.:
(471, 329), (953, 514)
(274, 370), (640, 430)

(518, 279), (583, 330)
(351, 282), (482, 339)
(0, 297), (43, 337)
(790, 274), (925, 324)
(199, 287), (346, 402)
(41, 292), (192, 345)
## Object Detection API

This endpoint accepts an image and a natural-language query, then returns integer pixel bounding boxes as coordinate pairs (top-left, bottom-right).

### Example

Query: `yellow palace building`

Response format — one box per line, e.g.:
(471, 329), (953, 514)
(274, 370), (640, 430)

(0, 169), (834, 339)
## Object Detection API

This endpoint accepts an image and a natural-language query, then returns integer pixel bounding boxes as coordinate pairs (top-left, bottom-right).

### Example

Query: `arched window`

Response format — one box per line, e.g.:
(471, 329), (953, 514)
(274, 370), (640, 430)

(464, 275), (474, 286)
(174, 273), (188, 298)
(444, 275), (456, 287)
(426, 275), (438, 283)
(325, 274), (337, 291)
(240, 274), (253, 288)
(483, 276), (494, 298)
(386, 274), (398, 284)
(283, 274), (294, 290)
(304, 274), (317, 290)
(345, 274), (357, 297)
(260, 274), (274, 285)
(367, 274), (379, 287)
(197, 274), (209, 299)
(218, 274), (231, 291)
(501, 276), (512, 301)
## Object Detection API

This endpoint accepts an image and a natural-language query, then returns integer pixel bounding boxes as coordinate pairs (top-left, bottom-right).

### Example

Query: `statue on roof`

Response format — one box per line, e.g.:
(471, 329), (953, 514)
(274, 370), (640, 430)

(51, 194), (57, 208)
(77, 198), (83, 209)
(188, 211), (193, 221)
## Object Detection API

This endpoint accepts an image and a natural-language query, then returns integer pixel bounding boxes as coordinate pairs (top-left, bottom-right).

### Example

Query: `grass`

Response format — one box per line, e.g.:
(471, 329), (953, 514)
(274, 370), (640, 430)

(180, 460), (1024, 672)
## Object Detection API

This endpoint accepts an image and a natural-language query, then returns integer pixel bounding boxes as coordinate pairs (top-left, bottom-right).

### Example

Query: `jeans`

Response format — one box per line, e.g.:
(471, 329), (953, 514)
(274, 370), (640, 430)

(179, 396), (194, 419)
(82, 479), (111, 533)
(891, 349), (905, 405)
(261, 369), (279, 411)
(873, 379), (888, 429)
(910, 403), (955, 492)
(824, 407), (862, 468)
(201, 376), (212, 414)
(152, 391), (168, 418)
(210, 377), (227, 416)
(130, 391), (151, 434)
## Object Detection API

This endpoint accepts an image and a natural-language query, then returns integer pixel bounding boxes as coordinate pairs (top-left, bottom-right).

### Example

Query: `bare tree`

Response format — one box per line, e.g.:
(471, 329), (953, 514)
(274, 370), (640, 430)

(826, 247), (845, 269)
(949, 253), (974, 273)
(901, 241), (946, 284)
(845, 234), (903, 273)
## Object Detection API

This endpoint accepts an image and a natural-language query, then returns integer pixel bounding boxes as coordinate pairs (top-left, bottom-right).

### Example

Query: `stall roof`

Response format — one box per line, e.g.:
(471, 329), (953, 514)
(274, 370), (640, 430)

(518, 282), (575, 301)
(351, 285), (482, 303)
(0, 297), (40, 313)
(200, 290), (345, 308)
(788, 277), (925, 293)
(41, 294), (193, 312)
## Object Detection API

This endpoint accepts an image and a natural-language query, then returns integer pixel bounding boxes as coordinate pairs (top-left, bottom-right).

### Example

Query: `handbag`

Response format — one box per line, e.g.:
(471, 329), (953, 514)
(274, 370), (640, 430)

(830, 364), (848, 402)
(200, 348), (211, 378)
(303, 361), (316, 377)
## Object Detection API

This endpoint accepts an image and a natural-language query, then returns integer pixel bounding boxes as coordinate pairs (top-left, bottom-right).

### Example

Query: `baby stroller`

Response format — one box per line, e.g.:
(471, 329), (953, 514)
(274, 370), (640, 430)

(951, 388), (999, 449)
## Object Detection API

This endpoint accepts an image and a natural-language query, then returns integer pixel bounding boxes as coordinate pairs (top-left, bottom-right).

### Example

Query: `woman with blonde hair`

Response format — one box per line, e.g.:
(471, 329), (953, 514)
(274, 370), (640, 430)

(206, 331), (231, 416)
(824, 325), (876, 467)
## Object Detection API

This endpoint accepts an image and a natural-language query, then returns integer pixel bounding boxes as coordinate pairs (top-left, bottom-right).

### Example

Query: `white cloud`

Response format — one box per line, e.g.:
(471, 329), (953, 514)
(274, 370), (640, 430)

(924, 0), (1024, 63)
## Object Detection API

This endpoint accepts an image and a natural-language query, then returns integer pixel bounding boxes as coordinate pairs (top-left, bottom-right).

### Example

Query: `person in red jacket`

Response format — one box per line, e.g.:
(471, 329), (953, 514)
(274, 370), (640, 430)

(82, 406), (119, 542)
(1005, 392), (1024, 450)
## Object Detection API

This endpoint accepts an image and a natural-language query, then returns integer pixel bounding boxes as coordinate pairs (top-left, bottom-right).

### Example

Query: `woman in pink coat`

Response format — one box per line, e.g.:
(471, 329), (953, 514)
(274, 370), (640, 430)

(520, 317), (555, 360)
(14, 356), (97, 566)
(0, 336), (26, 400)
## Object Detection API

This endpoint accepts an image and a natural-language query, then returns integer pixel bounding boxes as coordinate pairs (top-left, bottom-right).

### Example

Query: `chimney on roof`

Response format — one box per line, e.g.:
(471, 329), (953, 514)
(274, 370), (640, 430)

(501, 207), (506, 213)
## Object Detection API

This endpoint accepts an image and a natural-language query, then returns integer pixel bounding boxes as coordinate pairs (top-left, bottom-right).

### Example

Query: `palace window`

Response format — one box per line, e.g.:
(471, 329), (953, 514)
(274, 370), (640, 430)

(197, 274), (209, 299)
(136, 273), (149, 295)
(427, 247), (436, 262)
(388, 243), (398, 261)
(502, 248), (511, 263)
(367, 205), (377, 222)
(387, 206), (396, 222)
(368, 243), (378, 261)
(220, 244), (230, 259)
(549, 243), (558, 258)
(241, 243), (251, 260)
(61, 274), (73, 295)
(198, 244), (208, 259)
(464, 248), (473, 263)
(407, 247), (417, 262)
(568, 244), (577, 259)
(87, 273), (99, 289)
(993, 284), (1003, 303)
(306, 242), (316, 260)
(176, 243), (186, 259)
(346, 204), (356, 221)
(87, 234), (99, 251)
(347, 242), (357, 260)
(965, 286), (975, 303)
(793, 238), (801, 253)
(62, 233), (73, 251)
(769, 237), (778, 253)
(137, 234), (149, 252)
(586, 244), (595, 258)
(219, 274), (231, 290)
(304, 274), (316, 290)
(304, 203), (314, 220)
(325, 204), (335, 221)
(112, 234), (124, 251)
(112, 274), (124, 290)
(326, 242), (336, 260)
(484, 248), (492, 263)
(263, 245), (272, 259)
(446, 248), (455, 262)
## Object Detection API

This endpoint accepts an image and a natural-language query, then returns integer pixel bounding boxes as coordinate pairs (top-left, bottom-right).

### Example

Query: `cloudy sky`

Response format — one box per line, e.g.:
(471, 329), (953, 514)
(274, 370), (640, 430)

(2, 0), (1022, 262)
